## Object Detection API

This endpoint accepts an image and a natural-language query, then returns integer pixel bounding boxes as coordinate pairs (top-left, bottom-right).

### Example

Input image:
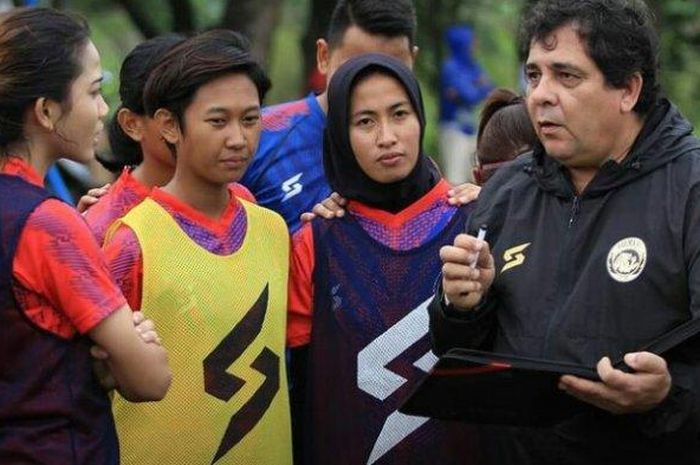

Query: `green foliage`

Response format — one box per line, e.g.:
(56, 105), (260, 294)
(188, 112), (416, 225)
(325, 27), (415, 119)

(192, 0), (224, 29)
(266, 0), (308, 104)
(472, 0), (523, 90)
(654, 0), (700, 133)
(85, 5), (143, 119)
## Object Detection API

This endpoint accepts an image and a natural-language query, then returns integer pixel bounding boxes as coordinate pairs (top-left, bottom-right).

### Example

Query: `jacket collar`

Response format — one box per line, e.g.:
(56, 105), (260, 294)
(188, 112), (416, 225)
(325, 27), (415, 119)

(530, 99), (699, 198)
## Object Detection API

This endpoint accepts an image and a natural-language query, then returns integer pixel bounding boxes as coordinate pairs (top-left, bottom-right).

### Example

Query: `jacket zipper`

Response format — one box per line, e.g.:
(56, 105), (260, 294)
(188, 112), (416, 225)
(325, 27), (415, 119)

(543, 195), (581, 356)
(568, 195), (581, 228)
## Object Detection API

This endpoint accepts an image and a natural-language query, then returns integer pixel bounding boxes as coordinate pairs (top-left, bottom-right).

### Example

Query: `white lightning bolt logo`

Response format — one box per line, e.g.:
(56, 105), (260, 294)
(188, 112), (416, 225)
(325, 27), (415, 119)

(357, 296), (438, 464)
(281, 172), (303, 202)
(501, 242), (531, 273)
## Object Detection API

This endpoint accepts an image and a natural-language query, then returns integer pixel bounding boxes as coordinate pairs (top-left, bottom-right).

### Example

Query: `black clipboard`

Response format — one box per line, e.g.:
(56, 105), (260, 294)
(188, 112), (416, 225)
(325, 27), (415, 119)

(400, 318), (700, 427)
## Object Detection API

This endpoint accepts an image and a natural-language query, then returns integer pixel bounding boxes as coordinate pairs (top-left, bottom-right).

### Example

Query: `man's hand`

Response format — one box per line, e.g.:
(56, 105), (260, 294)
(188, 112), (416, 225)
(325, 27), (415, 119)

(559, 352), (672, 414)
(440, 233), (495, 309)
(77, 183), (110, 213)
(447, 183), (481, 206)
(90, 311), (162, 391)
(300, 192), (347, 223)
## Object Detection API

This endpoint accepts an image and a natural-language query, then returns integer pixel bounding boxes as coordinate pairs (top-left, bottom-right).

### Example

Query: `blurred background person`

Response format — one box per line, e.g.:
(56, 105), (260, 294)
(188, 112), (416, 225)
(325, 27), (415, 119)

(439, 25), (493, 184)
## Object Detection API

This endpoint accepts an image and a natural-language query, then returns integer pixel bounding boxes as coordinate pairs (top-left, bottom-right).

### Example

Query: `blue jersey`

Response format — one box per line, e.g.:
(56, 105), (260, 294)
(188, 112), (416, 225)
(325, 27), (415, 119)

(241, 93), (331, 233)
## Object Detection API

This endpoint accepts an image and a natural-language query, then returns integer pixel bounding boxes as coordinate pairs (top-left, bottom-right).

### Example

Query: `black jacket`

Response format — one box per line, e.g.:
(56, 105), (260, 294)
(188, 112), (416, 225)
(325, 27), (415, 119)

(430, 99), (700, 464)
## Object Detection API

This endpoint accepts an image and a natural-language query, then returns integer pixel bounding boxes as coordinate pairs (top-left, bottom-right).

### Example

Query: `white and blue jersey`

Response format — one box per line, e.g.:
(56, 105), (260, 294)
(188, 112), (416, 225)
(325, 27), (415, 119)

(241, 93), (331, 233)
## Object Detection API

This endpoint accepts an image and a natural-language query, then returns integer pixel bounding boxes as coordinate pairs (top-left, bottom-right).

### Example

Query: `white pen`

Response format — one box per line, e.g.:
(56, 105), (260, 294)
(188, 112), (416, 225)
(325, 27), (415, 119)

(469, 225), (488, 269)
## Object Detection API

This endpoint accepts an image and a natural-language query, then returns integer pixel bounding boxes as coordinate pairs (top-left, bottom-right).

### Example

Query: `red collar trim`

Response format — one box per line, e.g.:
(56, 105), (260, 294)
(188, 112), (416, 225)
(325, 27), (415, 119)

(114, 167), (151, 197)
(0, 157), (44, 187)
(150, 186), (241, 234)
(347, 179), (451, 228)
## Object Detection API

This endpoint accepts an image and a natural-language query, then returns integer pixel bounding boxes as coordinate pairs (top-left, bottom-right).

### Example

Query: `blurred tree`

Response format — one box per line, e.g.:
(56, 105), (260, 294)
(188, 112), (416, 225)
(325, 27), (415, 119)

(650, 0), (700, 128)
(108, 0), (283, 65)
(110, 0), (167, 37)
(221, 0), (284, 66)
(300, 0), (334, 92)
(414, 0), (463, 89)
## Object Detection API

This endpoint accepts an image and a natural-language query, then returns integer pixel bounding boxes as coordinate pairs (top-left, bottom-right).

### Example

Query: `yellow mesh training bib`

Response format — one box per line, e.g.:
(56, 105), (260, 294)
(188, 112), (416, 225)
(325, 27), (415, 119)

(110, 198), (292, 465)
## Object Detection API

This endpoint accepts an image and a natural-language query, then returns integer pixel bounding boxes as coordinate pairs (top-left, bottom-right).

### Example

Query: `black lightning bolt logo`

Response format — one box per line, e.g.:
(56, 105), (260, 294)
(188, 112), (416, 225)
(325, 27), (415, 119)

(203, 285), (280, 464)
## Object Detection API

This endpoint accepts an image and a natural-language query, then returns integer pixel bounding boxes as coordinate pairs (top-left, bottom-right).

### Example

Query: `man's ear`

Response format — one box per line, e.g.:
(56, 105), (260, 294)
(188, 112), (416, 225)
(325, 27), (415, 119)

(620, 72), (643, 113)
(117, 108), (145, 142)
(411, 45), (419, 62)
(316, 38), (330, 76)
(32, 97), (61, 132)
(153, 108), (180, 145)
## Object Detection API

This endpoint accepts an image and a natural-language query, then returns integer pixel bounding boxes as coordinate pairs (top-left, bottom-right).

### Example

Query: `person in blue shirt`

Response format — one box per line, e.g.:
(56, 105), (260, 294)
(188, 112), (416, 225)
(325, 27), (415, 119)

(240, 0), (419, 233)
(439, 25), (493, 184)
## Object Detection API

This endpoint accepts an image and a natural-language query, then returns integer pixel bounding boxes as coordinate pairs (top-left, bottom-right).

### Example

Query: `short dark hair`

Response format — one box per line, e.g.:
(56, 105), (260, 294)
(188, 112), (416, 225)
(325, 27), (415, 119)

(0, 7), (90, 151)
(519, 0), (660, 114)
(476, 88), (538, 184)
(327, 0), (417, 50)
(101, 34), (185, 172)
(143, 29), (271, 133)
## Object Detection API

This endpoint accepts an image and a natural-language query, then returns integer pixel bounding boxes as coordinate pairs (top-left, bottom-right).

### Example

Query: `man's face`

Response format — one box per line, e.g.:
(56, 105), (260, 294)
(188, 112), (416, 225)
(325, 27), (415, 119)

(524, 24), (635, 169)
(317, 25), (416, 85)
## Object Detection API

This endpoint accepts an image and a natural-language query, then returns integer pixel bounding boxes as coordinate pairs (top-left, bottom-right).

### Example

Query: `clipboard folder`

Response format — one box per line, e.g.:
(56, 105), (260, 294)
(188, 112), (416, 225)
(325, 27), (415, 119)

(400, 317), (700, 427)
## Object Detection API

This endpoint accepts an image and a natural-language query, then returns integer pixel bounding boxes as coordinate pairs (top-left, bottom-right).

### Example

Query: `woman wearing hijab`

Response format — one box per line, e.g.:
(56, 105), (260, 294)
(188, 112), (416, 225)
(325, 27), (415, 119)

(288, 54), (480, 465)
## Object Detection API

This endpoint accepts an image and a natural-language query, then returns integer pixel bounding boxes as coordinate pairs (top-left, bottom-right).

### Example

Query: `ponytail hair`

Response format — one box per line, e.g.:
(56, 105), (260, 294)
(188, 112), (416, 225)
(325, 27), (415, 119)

(97, 34), (185, 172)
(474, 88), (538, 184)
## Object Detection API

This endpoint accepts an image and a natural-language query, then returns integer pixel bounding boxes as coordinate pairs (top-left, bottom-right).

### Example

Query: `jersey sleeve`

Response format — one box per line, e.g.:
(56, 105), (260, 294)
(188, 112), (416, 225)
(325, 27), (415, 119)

(287, 223), (315, 347)
(12, 199), (126, 334)
(103, 223), (144, 311)
(82, 189), (115, 245)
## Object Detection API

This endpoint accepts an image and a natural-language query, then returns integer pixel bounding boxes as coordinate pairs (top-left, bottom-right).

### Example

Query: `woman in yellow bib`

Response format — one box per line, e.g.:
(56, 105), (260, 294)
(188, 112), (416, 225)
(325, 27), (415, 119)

(103, 30), (292, 465)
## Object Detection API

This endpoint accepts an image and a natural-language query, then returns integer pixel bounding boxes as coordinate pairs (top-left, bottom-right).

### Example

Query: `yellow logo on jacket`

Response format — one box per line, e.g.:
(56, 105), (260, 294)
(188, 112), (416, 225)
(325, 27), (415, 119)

(501, 243), (531, 273)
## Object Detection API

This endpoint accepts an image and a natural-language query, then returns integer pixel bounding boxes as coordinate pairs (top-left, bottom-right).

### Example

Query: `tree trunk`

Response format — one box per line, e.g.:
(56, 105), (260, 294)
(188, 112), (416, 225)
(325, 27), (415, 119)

(170, 0), (195, 34)
(415, 0), (462, 89)
(221, 0), (284, 67)
(113, 0), (162, 38)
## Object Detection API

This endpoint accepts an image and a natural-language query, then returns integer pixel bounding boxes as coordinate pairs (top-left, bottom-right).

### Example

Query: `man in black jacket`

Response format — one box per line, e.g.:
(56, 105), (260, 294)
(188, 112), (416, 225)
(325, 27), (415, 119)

(430, 0), (700, 463)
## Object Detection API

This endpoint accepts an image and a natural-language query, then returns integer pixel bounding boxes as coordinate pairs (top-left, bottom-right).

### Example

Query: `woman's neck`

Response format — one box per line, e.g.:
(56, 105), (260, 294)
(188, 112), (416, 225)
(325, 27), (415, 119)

(161, 169), (231, 220)
(131, 156), (175, 189)
(4, 140), (54, 178)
